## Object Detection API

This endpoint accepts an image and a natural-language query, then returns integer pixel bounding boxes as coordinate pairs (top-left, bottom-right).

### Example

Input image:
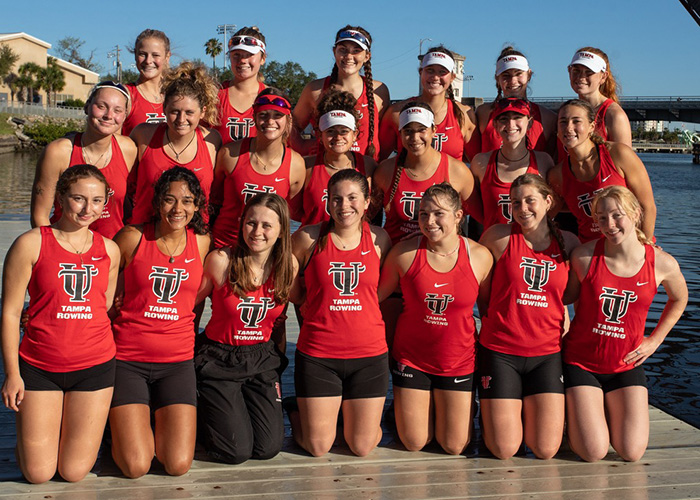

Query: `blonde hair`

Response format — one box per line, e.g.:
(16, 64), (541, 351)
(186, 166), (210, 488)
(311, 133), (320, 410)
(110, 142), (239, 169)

(592, 185), (651, 245)
(161, 61), (220, 125)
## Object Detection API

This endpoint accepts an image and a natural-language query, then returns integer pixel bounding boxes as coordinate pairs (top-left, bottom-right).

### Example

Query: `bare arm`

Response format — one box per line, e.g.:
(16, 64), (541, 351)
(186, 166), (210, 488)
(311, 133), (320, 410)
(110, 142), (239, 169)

(605, 104), (633, 148)
(30, 139), (72, 228)
(610, 143), (656, 240)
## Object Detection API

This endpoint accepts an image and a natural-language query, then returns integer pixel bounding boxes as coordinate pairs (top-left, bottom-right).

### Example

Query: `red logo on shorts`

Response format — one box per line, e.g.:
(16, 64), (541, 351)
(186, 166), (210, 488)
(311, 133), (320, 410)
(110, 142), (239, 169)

(481, 376), (492, 390)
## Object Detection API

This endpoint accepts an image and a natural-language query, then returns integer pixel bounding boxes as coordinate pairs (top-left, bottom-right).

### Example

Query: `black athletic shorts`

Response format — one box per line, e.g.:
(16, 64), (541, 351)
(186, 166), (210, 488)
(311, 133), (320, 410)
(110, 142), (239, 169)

(294, 350), (389, 399)
(111, 359), (196, 409)
(20, 357), (115, 392)
(477, 345), (564, 399)
(390, 358), (473, 392)
(563, 363), (647, 393)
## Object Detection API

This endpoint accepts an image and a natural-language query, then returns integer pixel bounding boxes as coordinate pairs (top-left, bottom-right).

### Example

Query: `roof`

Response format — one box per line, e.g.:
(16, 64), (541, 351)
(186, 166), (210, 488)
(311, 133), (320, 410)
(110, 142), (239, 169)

(0, 32), (51, 49)
(52, 56), (100, 78)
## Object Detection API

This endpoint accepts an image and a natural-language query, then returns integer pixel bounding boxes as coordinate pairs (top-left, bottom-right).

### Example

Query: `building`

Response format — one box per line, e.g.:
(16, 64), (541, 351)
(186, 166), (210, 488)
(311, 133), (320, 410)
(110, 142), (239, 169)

(0, 32), (99, 105)
(631, 120), (665, 133)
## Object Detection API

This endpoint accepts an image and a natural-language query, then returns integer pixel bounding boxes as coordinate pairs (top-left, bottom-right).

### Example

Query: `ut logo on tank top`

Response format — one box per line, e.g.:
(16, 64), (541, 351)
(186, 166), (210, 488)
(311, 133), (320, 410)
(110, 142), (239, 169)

(237, 296), (274, 328)
(432, 133), (447, 151)
(424, 293), (454, 315)
(498, 194), (513, 222)
(227, 117), (254, 142)
(329, 262), (366, 296)
(145, 112), (165, 124)
(399, 191), (424, 219)
(599, 287), (638, 324)
(519, 258), (556, 292)
(58, 263), (98, 302)
(321, 189), (330, 216)
(241, 183), (276, 203)
(148, 266), (189, 304)
(577, 188), (604, 217)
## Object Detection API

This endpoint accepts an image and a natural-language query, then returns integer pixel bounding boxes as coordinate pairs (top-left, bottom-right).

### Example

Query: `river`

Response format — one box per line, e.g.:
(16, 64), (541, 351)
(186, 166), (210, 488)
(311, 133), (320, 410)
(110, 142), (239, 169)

(0, 151), (698, 428)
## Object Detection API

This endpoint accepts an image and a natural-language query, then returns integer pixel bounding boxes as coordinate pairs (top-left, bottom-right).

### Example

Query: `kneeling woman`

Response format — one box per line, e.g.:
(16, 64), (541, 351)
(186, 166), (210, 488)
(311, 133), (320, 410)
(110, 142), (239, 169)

(290, 169), (392, 457)
(1, 165), (120, 483)
(110, 167), (210, 477)
(195, 193), (297, 464)
(378, 183), (492, 454)
(478, 174), (579, 459)
(563, 186), (687, 462)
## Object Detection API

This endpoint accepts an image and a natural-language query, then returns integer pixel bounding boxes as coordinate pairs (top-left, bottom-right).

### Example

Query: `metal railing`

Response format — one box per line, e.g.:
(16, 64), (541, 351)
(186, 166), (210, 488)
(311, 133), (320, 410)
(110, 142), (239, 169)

(0, 102), (83, 119)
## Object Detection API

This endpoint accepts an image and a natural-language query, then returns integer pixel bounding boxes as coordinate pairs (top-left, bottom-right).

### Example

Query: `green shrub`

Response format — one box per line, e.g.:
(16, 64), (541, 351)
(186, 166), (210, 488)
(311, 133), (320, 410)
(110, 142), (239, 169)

(59, 98), (85, 109)
(23, 119), (83, 146)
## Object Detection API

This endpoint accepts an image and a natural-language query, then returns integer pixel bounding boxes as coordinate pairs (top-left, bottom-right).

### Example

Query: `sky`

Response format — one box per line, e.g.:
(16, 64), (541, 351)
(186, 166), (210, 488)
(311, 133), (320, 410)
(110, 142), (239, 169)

(2, 0), (699, 104)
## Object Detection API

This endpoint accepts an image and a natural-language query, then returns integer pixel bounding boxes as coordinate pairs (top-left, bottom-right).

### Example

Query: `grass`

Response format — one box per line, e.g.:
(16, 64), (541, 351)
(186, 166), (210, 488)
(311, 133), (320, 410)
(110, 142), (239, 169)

(0, 113), (16, 136)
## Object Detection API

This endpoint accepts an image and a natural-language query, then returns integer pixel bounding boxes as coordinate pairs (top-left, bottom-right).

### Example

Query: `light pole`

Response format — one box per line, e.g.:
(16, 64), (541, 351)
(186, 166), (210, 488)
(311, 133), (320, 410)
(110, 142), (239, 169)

(464, 75), (474, 97)
(418, 38), (432, 93)
(217, 24), (237, 72)
(107, 45), (122, 83)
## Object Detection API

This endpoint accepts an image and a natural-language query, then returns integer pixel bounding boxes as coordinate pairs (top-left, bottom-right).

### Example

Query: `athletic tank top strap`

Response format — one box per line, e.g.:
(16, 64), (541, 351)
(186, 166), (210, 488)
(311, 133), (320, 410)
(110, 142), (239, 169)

(594, 99), (614, 141)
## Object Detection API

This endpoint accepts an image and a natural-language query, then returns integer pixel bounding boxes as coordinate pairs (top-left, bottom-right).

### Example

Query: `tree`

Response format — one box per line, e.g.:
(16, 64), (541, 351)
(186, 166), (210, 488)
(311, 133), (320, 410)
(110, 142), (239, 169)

(103, 68), (139, 84)
(0, 44), (19, 81)
(17, 62), (42, 103)
(204, 38), (223, 73)
(264, 60), (317, 105)
(40, 57), (66, 106)
(4, 72), (20, 103)
(55, 36), (102, 73)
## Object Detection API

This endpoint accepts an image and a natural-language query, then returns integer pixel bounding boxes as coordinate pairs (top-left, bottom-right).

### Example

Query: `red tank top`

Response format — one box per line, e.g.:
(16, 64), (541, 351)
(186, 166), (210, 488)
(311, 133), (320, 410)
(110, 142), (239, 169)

(112, 224), (202, 363)
(480, 225), (568, 356)
(122, 83), (166, 137)
(205, 272), (285, 346)
(131, 124), (213, 225)
(305, 76), (379, 159)
(300, 152), (367, 227)
(383, 152), (450, 244)
(50, 133), (129, 239)
(393, 237), (479, 375)
(594, 99), (614, 141)
(563, 239), (657, 373)
(212, 138), (293, 248)
(480, 150), (540, 229)
(213, 81), (265, 145)
(20, 226), (115, 371)
(481, 102), (547, 153)
(561, 144), (626, 242)
(298, 221), (386, 358)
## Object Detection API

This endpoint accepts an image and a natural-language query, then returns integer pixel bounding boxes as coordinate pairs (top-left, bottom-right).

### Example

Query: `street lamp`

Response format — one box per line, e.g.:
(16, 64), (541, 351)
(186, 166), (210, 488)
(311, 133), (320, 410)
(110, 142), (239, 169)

(464, 75), (474, 97)
(418, 38), (432, 93)
(217, 24), (237, 72)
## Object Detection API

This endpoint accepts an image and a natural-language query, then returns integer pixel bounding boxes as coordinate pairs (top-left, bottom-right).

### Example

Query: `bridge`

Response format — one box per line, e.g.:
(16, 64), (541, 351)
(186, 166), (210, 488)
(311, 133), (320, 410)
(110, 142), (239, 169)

(528, 97), (700, 124)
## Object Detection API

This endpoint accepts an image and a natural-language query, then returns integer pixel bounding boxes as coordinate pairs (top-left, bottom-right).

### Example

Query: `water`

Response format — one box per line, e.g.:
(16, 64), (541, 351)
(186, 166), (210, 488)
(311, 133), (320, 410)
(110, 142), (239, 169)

(0, 151), (698, 427)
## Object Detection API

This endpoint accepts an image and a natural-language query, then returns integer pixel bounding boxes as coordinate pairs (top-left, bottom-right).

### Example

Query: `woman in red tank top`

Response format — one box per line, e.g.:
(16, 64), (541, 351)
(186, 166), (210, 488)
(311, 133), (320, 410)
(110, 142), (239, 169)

(211, 88), (305, 247)
(379, 45), (476, 162)
(213, 26), (267, 145)
(195, 193), (297, 464)
(567, 47), (631, 147)
(470, 98), (554, 230)
(548, 99), (656, 242)
(563, 186), (687, 462)
(130, 62), (221, 225)
(478, 174), (579, 460)
(121, 29), (171, 137)
(109, 167), (210, 478)
(469, 46), (557, 161)
(297, 89), (378, 226)
(31, 81), (137, 238)
(2, 165), (120, 483)
(292, 25), (389, 158)
(378, 183), (492, 455)
(289, 169), (392, 457)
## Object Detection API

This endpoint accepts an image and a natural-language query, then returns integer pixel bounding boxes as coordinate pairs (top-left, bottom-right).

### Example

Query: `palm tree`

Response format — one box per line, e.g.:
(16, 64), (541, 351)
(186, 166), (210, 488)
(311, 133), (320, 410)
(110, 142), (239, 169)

(40, 57), (66, 107)
(17, 62), (42, 103)
(0, 44), (19, 82)
(204, 38), (223, 74)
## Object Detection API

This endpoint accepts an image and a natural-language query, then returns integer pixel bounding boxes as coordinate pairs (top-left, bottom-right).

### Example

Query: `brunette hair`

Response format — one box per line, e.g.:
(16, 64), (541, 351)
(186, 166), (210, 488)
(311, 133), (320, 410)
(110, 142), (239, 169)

(255, 87), (293, 143)
(229, 193), (293, 304)
(315, 89), (361, 127)
(421, 183), (463, 234)
(56, 164), (109, 200)
(151, 166), (208, 235)
(510, 173), (568, 259)
(329, 25), (377, 157)
(573, 46), (620, 103)
(422, 45), (464, 129)
(592, 185), (651, 245)
(232, 26), (266, 83)
(494, 46), (531, 99)
(318, 169), (370, 250)
(162, 61), (220, 125)
(558, 99), (605, 146)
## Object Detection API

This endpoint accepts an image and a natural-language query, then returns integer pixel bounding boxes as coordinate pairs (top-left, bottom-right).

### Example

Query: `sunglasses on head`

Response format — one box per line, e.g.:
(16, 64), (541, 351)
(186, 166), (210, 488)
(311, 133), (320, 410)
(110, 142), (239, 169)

(336, 30), (370, 49)
(229, 36), (264, 49)
(253, 95), (291, 110)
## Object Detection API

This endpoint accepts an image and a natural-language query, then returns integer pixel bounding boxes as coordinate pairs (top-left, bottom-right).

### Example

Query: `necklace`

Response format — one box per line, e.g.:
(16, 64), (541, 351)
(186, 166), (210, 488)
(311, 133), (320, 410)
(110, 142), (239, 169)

(81, 136), (111, 168)
(333, 230), (360, 249)
(427, 241), (460, 257)
(499, 147), (529, 163)
(160, 230), (186, 263)
(324, 153), (353, 171)
(253, 149), (282, 172)
(165, 129), (196, 161)
(58, 229), (91, 264)
(406, 154), (438, 179)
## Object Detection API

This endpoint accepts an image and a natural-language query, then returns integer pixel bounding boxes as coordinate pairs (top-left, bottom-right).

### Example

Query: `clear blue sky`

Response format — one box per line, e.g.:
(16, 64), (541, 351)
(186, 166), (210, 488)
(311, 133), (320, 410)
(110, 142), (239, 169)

(3, 0), (699, 101)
